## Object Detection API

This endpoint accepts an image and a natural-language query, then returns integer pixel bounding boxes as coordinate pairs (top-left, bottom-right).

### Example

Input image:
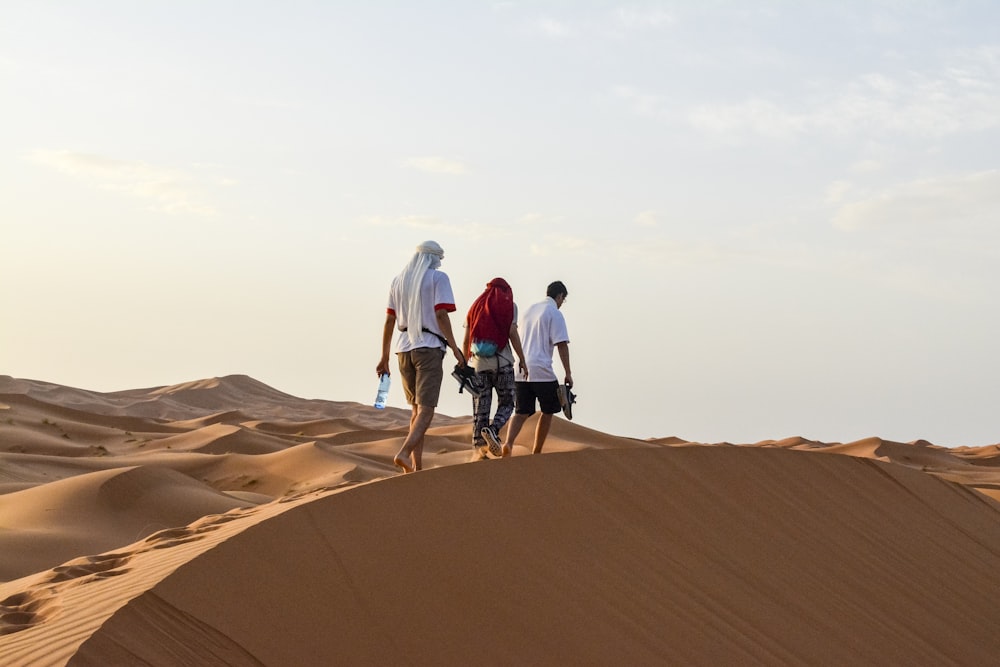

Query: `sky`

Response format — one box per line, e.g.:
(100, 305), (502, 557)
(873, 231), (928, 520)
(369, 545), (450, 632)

(3, 1), (999, 447)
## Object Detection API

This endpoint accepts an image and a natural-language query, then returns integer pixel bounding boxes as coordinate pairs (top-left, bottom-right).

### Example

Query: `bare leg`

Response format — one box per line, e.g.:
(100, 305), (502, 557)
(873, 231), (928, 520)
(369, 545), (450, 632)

(394, 405), (435, 472)
(532, 413), (553, 454)
(392, 407), (419, 473)
(503, 413), (529, 457)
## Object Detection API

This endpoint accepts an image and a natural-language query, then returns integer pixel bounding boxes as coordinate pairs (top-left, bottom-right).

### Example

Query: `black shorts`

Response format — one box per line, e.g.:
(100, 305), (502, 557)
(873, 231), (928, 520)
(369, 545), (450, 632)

(514, 381), (562, 416)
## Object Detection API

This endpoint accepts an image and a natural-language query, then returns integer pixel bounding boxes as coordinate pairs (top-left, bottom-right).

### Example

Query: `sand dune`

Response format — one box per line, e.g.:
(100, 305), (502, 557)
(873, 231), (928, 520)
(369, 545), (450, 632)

(0, 466), (254, 582)
(2, 374), (1000, 664)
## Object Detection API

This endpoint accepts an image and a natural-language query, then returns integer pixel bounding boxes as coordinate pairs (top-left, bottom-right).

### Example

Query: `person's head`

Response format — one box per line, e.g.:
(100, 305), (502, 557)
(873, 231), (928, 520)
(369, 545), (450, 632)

(487, 277), (511, 292)
(399, 241), (445, 344)
(546, 280), (568, 308)
(415, 240), (444, 269)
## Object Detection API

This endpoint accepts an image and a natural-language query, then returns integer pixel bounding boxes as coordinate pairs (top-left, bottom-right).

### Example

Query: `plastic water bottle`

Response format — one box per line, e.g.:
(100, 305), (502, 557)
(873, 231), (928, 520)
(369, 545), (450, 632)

(374, 373), (391, 409)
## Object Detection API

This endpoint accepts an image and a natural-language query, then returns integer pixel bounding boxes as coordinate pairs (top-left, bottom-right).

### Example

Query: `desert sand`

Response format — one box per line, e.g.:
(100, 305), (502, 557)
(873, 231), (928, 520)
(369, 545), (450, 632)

(2, 374), (1000, 665)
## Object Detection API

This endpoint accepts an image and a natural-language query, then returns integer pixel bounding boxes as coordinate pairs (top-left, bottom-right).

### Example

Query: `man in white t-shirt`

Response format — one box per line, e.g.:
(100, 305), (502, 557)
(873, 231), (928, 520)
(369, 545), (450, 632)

(377, 241), (465, 472)
(502, 281), (572, 456)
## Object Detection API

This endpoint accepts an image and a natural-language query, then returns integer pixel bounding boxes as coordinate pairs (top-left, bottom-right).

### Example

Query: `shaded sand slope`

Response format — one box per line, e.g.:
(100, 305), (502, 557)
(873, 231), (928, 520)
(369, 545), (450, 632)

(75, 447), (1000, 666)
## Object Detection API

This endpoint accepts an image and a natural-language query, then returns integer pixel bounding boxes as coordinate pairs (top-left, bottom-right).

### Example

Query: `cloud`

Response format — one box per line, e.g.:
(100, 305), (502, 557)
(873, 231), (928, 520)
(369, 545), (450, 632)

(404, 156), (469, 175)
(612, 85), (670, 119)
(227, 94), (304, 111)
(529, 8), (674, 40)
(832, 170), (1000, 231)
(552, 235), (593, 251)
(28, 149), (217, 215)
(529, 234), (595, 256)
(523, 228), (737, 266)
(533, 16), (573, 38)
(686, 52), (1000, 140)
(614, 8), (675, 30)
(612, 236), (734, 267)
(850, 159), (883, 174)
(518, 212), (565, 226)
(688, 98), (806, 139)
(362, 214), (500, 238)
(826, 181), (854, 205)
(364, 214), (445, 229)
(607, 232), (982, 303)
(635, 210), (658, 227)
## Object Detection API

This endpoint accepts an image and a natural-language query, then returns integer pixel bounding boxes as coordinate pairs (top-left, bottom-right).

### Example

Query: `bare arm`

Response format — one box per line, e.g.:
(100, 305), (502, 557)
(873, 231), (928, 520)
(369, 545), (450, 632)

(556, 341), (572, 387)
(462, 319), (471, 359)
(436, 308), (466, 365)
(377, 313), (396, 376)
(509, 321), (528, 378)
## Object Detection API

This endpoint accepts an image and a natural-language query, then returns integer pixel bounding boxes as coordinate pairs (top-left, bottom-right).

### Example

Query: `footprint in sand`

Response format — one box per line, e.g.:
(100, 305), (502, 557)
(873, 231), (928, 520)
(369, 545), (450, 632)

(142, 526), (203, 549)
(45, 553), (133, 584)
(1, 552), (135, 635)
(189, 509), (251, 529)
(142, 523), (225, 549)
(140, 508), (258, 550)
(0, 589), (60, 636)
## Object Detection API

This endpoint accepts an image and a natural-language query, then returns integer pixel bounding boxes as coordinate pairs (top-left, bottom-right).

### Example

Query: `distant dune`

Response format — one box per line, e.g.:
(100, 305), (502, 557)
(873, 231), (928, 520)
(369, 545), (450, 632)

(1, 375), (999, 665)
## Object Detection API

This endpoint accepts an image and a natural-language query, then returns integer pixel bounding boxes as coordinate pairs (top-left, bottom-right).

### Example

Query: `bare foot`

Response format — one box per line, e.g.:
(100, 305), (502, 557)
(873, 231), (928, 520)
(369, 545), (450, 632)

(393, 450), (414, 473)
(501, 444), (511, 458)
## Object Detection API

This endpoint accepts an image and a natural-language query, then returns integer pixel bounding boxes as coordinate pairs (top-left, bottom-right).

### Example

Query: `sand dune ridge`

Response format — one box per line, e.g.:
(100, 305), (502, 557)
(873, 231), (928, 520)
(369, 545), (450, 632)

(2, 375), (1000, 665)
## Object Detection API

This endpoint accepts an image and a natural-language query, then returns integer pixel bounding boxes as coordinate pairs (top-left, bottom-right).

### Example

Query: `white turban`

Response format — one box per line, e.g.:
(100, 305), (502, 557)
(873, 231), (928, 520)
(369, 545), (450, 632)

(416, 240), (444, 261)
(400, 240), (445, 344)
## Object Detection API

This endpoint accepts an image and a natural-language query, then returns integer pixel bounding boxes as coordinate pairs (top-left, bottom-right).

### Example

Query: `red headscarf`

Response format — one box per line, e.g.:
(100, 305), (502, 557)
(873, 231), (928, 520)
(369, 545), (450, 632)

(465, 277), (515, 356)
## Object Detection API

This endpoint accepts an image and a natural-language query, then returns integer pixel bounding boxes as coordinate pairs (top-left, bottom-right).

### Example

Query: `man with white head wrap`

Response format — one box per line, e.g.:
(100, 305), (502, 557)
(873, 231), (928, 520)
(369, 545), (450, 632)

(377, 241), (465, 472)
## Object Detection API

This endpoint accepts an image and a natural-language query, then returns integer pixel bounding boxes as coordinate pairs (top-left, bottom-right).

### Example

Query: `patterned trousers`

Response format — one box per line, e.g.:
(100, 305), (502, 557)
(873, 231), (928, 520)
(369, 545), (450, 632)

(471, 366), (515, 446)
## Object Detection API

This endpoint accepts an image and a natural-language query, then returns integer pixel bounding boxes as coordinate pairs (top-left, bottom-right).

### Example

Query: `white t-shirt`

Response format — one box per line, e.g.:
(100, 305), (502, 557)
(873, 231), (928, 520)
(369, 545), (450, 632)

(517, 297), (569, 382)
(386, 269), (456, 352)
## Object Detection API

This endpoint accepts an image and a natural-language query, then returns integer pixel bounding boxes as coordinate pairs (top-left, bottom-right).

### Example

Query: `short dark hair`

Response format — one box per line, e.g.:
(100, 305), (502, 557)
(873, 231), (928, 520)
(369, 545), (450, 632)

(546, 281), (568, 299)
